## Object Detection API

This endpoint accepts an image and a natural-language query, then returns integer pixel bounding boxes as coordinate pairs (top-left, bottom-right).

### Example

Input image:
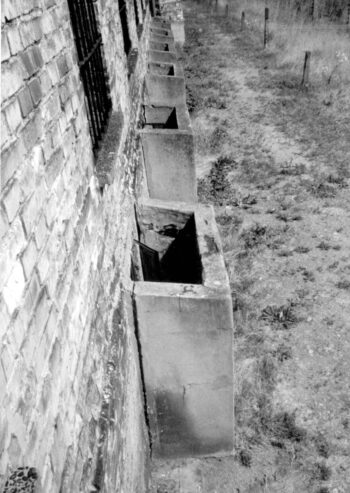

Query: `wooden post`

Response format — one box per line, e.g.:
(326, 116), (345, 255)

(301, 51), (311, 87)
(241, 11), (245, 30)
(264, 7), (269, 48)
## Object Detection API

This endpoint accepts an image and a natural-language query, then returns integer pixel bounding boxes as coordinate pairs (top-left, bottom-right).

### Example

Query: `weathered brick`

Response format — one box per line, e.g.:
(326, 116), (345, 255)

(21, 111), (43, 153)
(21, 193), (42, 237)
(1, 31), (10, 62)
(3, 98), (22, 134)
(2, 179), (22, 223)
(1, 0), (41, 22)
(45, 148), (64, 188)
(41, 11), (56, 35)
(0, 206), (9, 240)
(0, 298), (11, 340)
(42, 92), (60, 124)
(35, 214), (48, 250)
(20, 236), (38, 279)
(20, 18), (42, 47)
(40, 71), (52, 94)
(0, 216), (26, 292)
(7, 23), (23, 55)
(18, 85), (34, 118)
(28, 77), (42, 107)
(0, 139), (25, 189)
(19, 50), (36, 79)
(56, 54), (69, 78)
(2, 261), (26, 315)
(1, 58), (25, 101)
(7, 311), (27, 352)
(32, 45), (44, 70)
(1, 112), (10, 147)
(22, 269), (40, 317)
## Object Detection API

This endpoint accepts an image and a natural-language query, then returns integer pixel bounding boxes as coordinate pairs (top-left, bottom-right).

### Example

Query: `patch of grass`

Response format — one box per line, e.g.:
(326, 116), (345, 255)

(274, 343), (293, 362)
(261, 302), (298, 329)
(198, 155), (238, 206)
(265, 411), (307, 443)
(310, 461), (332, 481)
(313, 433), (331, 458)
(240, 223), (267, 249)
(294, 245), (311, 253)
(317, 241), (331, 250)
(336, 279), (350, 290)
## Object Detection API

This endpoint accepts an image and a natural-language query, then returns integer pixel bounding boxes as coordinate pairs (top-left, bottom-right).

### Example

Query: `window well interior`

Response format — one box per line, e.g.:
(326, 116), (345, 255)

(149, 62), (175, 76)
(142, 106), (178, 129)
(132, 214), (202, 284)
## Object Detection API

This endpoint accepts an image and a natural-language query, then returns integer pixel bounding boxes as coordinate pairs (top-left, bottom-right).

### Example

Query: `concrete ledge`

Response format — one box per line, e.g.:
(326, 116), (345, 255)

(150, 27), (172, 37)
(148, 61), (184, 78)
(139, 104), (196, 202)
(133, 199), (234, 458)
(144, 61), (186, 106)
(148, 50), (177, 64)
(150, 33), (175, 44)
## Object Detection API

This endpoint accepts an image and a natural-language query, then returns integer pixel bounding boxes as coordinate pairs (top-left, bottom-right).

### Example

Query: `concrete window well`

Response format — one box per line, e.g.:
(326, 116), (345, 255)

(132, 200), (234, 459)
(139, 105), (197, 202)
(149, 40), (175, 52)
(145, 62), (186, 106)
(148, 49), (177, 64)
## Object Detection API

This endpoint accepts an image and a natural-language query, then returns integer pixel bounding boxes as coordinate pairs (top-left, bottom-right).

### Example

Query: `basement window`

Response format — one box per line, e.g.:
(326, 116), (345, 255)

(142, 106), (178, 129)
(133, 215), (202, 284)
(67, 0), (111, 154)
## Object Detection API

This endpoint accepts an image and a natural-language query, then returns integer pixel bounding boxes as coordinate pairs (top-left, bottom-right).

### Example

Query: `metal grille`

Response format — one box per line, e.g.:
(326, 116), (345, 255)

(118, 0), (132, 55)
(67, 0), (111, 152)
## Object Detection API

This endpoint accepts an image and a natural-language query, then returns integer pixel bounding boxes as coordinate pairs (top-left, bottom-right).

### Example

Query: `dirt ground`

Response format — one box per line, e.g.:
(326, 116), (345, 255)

(150, 2), (350, 492)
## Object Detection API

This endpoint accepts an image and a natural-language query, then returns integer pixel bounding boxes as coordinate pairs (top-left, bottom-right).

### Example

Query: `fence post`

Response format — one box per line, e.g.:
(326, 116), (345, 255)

(264, 7), (269, 48)
(241, 11), (245, 30)
(225, 3), (228, 16)
(301, 51), (311, 87)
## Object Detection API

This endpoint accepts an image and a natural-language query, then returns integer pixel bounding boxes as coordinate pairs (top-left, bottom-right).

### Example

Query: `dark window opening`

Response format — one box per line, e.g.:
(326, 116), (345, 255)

(118, 0), (132, 56)
(141, 106), (178, 129)
(67, 0), (111, 153)
(134, 215), (202, 284)
(149, 62), (175, 76)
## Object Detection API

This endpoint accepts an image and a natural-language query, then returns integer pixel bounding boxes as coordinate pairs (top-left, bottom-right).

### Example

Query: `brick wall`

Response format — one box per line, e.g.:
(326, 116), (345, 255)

(1, 0), (151, 490)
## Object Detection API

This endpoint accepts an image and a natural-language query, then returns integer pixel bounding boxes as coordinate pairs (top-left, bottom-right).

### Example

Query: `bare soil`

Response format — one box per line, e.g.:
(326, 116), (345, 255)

(151, 2), (350, 491)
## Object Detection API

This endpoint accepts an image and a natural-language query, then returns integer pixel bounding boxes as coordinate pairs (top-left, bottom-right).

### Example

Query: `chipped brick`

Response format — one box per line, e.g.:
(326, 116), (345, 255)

(20, 235), (38, 279)
(2, 261), (26, 315)
(2, 179), (22, 223)
(28, 77), (42, 106)
(1, 31), (10, 62)
(56, 54), (69, 78)
(3, 98), (22, 133)
(18, 85), (34, 118)
(7, 23), (23, 55)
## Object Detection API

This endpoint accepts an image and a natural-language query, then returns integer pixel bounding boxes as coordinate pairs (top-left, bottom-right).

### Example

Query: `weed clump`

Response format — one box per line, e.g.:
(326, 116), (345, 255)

(260, 302), (298, 329)
(240, 224), (267, 249)
(198, 155), (237, 206)
(265, 411), (307, 443)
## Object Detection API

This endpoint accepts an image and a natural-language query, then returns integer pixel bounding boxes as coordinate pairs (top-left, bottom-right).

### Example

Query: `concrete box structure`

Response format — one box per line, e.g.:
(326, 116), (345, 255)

(148, 50), (178, 64)
(144, 61), (186, 106)
(139, 104), (197, 202)
(149, 40), (176, 52)
(133, 199), (234, 458)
